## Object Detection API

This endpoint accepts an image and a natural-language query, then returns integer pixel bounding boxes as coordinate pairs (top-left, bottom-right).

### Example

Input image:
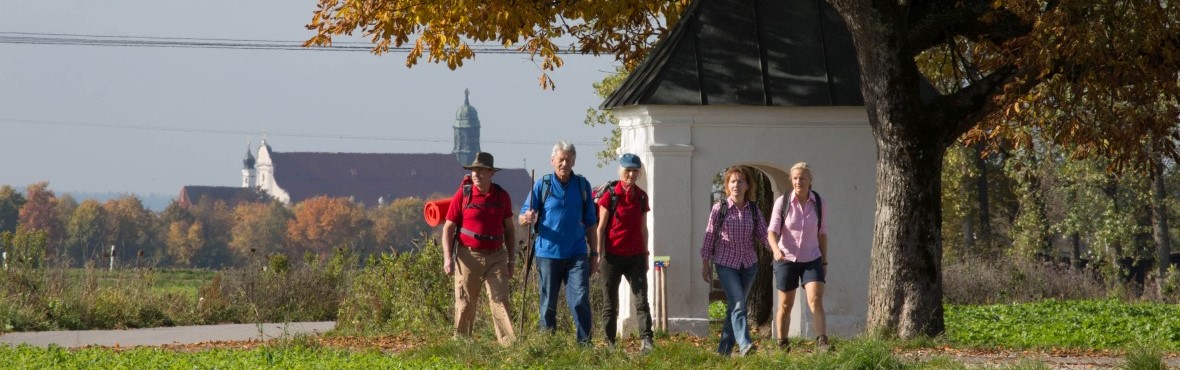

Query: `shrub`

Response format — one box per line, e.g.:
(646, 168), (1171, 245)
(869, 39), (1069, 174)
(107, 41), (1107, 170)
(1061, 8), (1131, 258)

(1122, 346), (1166, 370)
(336, 237), (612, 340)
(336, 238), (451, 336)
(944, 257), (1105, 304)
(216, 250), (354, 324)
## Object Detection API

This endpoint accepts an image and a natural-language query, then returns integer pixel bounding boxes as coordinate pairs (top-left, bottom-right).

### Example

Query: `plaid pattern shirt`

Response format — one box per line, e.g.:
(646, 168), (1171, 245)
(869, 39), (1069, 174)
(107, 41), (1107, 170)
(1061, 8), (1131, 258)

(700, 198), (769, 269)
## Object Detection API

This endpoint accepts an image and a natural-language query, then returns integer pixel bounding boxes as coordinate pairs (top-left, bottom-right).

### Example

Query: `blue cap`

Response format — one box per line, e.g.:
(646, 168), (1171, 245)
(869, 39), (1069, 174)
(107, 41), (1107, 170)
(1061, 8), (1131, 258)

(619, 153), (642, 169)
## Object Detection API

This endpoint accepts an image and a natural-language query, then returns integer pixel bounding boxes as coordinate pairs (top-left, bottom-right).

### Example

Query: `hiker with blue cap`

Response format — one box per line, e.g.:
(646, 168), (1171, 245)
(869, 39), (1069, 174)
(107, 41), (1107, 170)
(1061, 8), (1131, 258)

(594, 152), (654, 353)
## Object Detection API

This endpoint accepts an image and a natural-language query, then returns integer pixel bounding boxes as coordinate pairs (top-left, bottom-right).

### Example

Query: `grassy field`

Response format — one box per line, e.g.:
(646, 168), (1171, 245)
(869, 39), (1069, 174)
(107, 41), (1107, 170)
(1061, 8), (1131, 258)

(2, 253), (1177, 369)
(0, 334), (1172, 370)
(61, 268), (215, 296)
(1, 297), (1177, 368)
(0, 336), (1005, 370)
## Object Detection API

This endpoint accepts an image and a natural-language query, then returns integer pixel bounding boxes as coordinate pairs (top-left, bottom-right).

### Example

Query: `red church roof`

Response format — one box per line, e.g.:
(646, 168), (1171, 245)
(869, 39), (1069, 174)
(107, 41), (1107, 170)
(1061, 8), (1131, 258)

(269, 152), (534, 206)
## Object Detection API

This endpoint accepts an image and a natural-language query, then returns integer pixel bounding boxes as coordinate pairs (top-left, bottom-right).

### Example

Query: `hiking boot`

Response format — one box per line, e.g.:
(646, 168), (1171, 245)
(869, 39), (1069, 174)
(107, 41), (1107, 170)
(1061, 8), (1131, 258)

(777, 338), (790, 352)
(816, 335), (832, 352)
(640, 337), (655, 354)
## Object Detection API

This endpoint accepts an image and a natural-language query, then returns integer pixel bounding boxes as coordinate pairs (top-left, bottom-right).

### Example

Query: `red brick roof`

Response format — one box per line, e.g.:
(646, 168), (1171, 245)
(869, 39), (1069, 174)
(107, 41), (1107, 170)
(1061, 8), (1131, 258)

(177, 186), (269, 207)
(270, 152), (534, 206)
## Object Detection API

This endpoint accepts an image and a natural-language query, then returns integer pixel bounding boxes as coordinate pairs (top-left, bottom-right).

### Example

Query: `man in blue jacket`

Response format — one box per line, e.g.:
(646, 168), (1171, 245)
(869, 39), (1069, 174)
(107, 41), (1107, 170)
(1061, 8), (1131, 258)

(519, 140), (599, 344)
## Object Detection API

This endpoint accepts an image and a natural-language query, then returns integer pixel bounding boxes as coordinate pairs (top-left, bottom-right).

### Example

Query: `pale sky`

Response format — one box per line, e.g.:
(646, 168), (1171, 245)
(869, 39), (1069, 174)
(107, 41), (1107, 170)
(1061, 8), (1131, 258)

(0, 0), (620, 199)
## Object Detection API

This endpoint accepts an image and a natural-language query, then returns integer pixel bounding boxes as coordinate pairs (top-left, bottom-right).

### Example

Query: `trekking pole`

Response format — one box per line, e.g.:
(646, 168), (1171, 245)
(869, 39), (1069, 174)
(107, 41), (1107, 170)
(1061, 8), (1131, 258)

(660, 260), (669, 331)
(518, 170), (537, 335)
(653, 256), (670, 332)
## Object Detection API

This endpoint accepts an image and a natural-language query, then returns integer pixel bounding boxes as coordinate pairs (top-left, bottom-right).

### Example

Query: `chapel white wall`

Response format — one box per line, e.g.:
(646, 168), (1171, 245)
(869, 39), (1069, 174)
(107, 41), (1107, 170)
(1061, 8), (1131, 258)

(610, 105), (875, 339)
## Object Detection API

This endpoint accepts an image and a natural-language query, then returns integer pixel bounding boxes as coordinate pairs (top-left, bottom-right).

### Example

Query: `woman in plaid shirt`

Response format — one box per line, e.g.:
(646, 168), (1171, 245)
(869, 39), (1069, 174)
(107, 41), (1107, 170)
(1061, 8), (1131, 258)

(700, 167), (768, 357)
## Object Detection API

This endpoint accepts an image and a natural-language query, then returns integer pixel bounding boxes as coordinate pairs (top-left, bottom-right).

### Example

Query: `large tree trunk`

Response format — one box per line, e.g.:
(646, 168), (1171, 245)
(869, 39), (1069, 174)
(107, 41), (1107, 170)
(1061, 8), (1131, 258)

(1152, 157), (1171, 285)
(867, 135), (946, 338)
(974, 142), (991, 249)
(831, 1), (949, 338)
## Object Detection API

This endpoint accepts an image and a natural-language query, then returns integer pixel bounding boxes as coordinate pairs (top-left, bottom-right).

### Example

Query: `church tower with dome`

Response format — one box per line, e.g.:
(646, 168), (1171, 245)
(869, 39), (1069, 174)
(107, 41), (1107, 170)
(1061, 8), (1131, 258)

(452, 89), (481, 166)
(185, 89), (533, 209)
(241, 142), (256, 188)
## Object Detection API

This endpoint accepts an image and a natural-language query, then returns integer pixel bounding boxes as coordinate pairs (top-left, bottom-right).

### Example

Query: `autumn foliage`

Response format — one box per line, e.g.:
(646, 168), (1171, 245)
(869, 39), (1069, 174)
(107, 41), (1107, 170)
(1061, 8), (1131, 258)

(303, 0), (690, 88)
(0, 183), (434, 269)
(286, 196), (367, 258)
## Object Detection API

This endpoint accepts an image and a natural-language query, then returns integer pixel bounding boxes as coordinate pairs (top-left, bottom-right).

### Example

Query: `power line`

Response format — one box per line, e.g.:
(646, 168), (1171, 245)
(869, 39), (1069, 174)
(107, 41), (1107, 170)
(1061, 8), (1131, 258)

(0, 117), (603, 146)
(0, 31), (583, 54)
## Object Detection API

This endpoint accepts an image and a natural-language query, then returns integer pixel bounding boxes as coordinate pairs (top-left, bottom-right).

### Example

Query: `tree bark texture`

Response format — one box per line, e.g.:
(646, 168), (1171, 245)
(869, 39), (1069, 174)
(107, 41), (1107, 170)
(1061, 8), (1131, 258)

(866, 134), (946, 338)
(974, 142), (990, 248)
(830, 0), (948, 338)
(1152, 159), (1171, 280)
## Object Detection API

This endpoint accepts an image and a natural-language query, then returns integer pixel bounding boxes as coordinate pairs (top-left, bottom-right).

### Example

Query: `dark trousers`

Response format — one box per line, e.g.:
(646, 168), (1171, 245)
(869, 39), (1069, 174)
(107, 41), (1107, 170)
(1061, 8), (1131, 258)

(600, 252), (653, 342)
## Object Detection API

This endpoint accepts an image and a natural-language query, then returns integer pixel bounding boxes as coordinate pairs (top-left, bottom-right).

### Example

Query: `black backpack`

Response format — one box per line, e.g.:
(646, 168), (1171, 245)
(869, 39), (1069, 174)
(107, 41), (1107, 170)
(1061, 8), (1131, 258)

(777, 190), (823, 229)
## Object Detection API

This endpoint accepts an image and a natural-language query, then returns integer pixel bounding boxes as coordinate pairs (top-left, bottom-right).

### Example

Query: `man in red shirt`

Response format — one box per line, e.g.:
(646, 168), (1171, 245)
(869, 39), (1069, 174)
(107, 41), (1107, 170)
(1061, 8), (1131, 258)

(441, 152), (517, 345)
(594, 153), (653, 353)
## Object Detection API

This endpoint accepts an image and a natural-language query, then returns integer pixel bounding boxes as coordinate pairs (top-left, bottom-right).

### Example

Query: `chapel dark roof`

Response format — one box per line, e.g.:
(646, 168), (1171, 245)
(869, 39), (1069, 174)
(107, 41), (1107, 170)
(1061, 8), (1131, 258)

(269, 152), (533, 205)
(177, 186), (269, 208)
(602, 0), (864, 109)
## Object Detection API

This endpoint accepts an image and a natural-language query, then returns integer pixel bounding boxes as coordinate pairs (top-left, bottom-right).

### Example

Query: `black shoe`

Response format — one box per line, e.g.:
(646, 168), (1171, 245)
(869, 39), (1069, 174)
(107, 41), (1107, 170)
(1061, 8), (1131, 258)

(777, 338), (790, 352)
(640, 337), (654, 354)
(816, 335), (832, 352)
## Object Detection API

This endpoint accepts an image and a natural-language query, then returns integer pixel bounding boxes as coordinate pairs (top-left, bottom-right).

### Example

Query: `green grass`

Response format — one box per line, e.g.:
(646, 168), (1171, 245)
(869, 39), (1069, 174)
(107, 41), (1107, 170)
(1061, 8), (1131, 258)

(4, 297), (1179, 369)
(945, 299), (1180, 350)
(0, 337), (975, 370)
(61, 268), (215, 296)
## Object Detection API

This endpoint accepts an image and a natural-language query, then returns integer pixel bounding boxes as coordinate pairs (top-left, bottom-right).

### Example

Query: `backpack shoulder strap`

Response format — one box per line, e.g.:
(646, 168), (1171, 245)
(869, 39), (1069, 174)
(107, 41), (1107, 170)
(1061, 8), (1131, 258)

(709, 199), (728, 256)
(749, 201), (764, 244)
(812, 190), (823, 229)
(455, 175), (474, 241)
(539, 174), (553, 208)
(578, 175), (591, 207)
(605, 180), (621, 219)
(577, 174), (592, 222)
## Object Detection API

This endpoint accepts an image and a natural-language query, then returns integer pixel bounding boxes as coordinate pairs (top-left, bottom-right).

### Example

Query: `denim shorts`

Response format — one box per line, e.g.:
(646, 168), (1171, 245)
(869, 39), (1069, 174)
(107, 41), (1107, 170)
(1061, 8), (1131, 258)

(773, 257), (826, 291)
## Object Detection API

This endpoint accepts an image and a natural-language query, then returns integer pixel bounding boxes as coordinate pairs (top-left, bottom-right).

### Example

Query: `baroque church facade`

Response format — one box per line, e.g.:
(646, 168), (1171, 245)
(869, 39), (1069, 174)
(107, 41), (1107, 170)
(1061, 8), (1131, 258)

(179, 91), (532, 207)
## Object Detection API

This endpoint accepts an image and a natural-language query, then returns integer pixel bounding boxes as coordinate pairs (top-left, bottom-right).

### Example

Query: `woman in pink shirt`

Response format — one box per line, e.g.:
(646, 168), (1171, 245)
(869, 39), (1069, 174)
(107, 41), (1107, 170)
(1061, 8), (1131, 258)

(766, 162), (830, 352)
(700, 166), (768, 357)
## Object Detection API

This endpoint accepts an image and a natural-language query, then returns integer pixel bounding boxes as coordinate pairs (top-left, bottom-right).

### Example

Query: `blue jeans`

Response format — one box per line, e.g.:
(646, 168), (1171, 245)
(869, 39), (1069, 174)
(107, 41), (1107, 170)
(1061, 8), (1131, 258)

(716, 264), (758, 355)
(537, 255), (593, 343)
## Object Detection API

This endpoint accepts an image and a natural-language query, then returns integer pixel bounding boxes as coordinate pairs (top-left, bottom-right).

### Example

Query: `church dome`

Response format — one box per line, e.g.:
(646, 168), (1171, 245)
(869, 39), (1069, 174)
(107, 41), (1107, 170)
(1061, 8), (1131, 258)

(243, 144), (256, 169)
(454, 89), (480, 128)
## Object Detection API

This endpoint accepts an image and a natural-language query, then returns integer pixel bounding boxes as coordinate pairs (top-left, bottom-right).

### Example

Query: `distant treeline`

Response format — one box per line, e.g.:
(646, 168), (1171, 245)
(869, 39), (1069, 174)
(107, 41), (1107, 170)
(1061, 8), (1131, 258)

(0, 182), (437, 269)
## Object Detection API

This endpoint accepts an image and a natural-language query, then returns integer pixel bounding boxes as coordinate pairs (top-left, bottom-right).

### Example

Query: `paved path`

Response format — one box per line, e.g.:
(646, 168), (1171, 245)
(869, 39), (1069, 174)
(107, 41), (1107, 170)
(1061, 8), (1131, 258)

(0, 322), (335, 348)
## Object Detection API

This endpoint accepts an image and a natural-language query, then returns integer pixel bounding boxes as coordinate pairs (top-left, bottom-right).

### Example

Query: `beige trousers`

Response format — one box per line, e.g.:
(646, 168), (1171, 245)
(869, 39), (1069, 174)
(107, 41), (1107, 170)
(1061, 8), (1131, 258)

(454, 246), (515, 344)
